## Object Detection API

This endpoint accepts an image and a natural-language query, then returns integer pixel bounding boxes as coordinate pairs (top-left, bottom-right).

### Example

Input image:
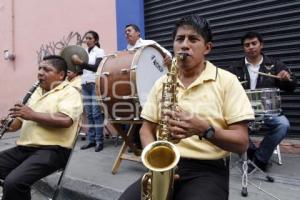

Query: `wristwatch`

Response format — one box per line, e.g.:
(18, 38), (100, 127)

(202, 125), (215, 139)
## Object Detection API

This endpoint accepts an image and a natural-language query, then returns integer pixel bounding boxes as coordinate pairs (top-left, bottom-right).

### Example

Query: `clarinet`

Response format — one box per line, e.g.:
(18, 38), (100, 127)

(0, 81), (40, 139)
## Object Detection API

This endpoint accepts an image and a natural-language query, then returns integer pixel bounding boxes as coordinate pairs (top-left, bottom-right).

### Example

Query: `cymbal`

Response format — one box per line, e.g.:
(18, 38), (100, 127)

(60, 45), (89, 72)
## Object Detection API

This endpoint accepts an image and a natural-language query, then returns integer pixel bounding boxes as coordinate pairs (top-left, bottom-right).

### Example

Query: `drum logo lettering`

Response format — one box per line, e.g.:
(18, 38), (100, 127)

(151, 55), (164, 72)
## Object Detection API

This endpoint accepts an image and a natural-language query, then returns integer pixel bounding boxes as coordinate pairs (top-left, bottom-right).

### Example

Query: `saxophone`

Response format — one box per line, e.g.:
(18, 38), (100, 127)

(0, 81), (40, 139)
(141, 53), (187, 200)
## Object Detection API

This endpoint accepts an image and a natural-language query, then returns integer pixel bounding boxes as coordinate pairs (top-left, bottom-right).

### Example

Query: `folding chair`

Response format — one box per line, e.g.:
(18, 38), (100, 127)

(49, 126), (81, 200)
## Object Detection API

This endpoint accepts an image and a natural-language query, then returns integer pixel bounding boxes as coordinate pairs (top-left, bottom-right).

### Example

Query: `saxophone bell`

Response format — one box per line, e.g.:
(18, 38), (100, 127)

(141, 141), (180, 200)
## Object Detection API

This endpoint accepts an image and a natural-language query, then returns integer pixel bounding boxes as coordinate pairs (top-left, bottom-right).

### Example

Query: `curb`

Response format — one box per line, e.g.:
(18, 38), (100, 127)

(34, 172), (122, 200)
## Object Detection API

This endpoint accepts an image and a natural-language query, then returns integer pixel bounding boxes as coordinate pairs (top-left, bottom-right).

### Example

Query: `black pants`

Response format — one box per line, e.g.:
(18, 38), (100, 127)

(119, 158), (229, 200)
(0, 146), (70, 200)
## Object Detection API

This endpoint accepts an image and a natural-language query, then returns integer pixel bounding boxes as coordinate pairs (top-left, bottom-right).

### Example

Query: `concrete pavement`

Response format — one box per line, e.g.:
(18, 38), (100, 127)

(1, 132), (300, 200)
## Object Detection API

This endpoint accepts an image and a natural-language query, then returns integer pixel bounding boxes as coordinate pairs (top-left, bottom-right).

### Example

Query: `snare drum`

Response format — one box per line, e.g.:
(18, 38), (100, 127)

(96, 45), (167, 121)
(246, 88), (281, 116)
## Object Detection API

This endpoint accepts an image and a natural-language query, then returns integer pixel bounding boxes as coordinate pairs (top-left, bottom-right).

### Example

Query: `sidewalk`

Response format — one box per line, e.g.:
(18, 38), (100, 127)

(1, 132), (300, 200)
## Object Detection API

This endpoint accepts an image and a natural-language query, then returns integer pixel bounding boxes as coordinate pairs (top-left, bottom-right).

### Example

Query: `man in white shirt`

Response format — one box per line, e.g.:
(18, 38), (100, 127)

(125, 24), (172, 66)
(124, 24), (173, 151)
(245, 56), (263, 90)
(229, 31), (296, 172)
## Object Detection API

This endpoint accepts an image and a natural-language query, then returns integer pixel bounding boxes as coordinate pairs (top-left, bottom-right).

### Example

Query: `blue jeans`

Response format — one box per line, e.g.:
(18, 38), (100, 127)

(82, 83), (104, 144)
(249, 115), (290, 163)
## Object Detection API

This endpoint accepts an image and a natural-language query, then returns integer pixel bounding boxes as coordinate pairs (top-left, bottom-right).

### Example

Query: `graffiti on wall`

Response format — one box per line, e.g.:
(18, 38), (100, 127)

(36, 31), (87, 63)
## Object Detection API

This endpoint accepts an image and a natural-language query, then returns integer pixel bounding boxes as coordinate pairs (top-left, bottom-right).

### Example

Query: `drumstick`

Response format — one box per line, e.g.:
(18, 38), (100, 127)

(251, 70), (280, 79)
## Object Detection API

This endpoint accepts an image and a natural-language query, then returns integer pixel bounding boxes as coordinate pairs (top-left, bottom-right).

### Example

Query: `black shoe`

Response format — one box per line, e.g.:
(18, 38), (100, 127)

(127, 147), (133, 153)
(247, 163), (255, 174)
(95, 143), (104, 152)
(253, 157), (268, 171)
(247, 148), (256, 161)
(80, 143), (96, 150)
(248, 157), (268, 173)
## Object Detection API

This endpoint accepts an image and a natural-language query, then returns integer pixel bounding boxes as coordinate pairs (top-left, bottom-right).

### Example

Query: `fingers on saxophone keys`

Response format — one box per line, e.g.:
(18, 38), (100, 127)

(171, 131), (186, 139)
(168, 117), (182, 126)
(164, 109), (173, 117)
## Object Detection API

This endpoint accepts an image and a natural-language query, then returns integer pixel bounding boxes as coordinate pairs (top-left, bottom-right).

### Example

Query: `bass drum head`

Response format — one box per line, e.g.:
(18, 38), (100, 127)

(135, 45), (167, 107)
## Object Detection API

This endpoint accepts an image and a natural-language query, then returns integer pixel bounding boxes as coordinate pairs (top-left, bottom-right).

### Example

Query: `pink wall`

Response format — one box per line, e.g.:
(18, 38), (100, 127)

(0, 0), (117, 113)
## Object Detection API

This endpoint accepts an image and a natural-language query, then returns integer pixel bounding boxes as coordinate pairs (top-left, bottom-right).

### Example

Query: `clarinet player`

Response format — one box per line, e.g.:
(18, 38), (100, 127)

(0, 55), (82, 200)
(120, 15), (254, 200)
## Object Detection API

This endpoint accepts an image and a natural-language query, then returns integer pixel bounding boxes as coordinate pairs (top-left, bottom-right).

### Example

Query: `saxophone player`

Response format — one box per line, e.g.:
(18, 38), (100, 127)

(0, 55), (83, 200)
(120, 15), (254, 200)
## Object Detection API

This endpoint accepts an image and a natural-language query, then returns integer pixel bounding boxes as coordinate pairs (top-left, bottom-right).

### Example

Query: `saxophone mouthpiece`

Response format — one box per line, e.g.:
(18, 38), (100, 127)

(177, 53), (188, 60)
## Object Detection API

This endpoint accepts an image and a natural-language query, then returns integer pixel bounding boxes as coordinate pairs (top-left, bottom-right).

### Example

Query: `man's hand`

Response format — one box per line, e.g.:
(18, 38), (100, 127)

(71, 54), (84, 65)
(0, 116), (22, 132)
(165, 110), (209, 139)
(277, 70), (292, 81)
(163, 54), (172, 68)
(174, 174), (180, 181)
(9, 103), (35, 120)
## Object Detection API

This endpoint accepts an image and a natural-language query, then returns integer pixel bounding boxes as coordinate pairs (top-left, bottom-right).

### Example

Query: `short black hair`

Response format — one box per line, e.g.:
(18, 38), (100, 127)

(172, 14), (212, 43)
(43, 55), (68, 79)
(125, 24), (141, 33)
(241, 31), (264, 45)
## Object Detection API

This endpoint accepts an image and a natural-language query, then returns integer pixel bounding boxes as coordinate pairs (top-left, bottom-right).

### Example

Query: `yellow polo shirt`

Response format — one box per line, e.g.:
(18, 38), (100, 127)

(141, 61), (254, 160)
(17, 81), (83, 149)
(68, 75), (82, 92)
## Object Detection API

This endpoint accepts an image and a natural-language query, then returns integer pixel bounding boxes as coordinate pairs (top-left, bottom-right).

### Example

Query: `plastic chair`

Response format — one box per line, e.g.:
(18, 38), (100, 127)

(273, 145), (283, 165)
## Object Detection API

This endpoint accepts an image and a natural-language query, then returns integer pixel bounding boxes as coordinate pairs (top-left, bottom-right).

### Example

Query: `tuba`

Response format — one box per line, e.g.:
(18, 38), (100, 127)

(141, 53), (187, 200)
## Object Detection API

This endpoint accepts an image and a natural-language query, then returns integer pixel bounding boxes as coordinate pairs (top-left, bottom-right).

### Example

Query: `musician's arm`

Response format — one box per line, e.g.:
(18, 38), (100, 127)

(140, 120), (157, 148)
(28, 112), (73, 128)
(71, 56), (102, 72)
(10, 104), (73, 128)
(80, 57), (102, 72)
(208, 122), (249, 154)
(167, 111), (249, 154)
(275, 60), (297, 92)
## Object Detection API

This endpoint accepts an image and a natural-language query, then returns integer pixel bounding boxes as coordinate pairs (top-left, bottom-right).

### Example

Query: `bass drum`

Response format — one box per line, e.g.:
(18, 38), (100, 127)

(96, 45), (167, 121)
